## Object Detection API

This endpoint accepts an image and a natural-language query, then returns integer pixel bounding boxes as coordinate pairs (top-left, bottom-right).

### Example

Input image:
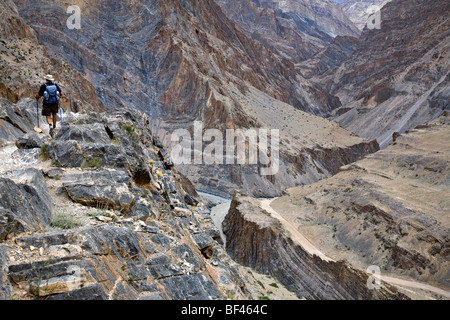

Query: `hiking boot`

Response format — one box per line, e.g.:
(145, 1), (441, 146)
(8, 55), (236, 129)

(49, 128), (55, 138)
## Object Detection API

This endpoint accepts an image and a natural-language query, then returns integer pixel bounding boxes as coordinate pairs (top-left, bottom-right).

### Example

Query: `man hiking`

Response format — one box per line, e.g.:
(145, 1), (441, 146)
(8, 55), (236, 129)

(35, 74), (63, 137)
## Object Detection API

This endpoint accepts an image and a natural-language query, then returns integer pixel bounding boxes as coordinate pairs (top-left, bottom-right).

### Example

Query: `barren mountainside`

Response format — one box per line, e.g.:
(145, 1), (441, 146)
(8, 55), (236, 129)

(215, 0), (360, 63)
(224, 113), (450, 300)
(268, 113), (450, 294)
(310, 0), (450, 148)
(0, 0), (105, 113)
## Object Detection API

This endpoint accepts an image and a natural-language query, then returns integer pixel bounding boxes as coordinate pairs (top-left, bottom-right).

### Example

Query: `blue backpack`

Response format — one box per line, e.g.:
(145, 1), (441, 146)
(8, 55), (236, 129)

(43, 83), (60, 104)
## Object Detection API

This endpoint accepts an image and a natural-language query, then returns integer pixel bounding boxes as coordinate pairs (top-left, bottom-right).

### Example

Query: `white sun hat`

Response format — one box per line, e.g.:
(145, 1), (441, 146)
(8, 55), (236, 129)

(44, 74), (55, 81)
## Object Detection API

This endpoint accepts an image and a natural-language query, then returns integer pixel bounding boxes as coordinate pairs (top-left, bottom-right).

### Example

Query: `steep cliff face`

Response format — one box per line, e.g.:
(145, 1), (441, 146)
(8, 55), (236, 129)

(223, 194), (408, 300)
(13, 0), (339, 116)
(9, 0), (379, 198)
(299, 35), (363, 80)
(309, 0), (449, 148)
(0, 0), (105, 113)
(214, 0), (359, 63)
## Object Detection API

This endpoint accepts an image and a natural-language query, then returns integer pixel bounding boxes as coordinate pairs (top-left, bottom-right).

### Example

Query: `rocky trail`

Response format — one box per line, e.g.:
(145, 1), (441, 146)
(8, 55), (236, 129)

(0, 98), (299, 300)
(260, 199), (331, 262)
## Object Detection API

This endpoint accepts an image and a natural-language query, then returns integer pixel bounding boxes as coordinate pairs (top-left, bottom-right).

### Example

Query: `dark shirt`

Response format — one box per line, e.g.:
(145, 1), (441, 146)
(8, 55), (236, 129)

(38, 82), (62, 105)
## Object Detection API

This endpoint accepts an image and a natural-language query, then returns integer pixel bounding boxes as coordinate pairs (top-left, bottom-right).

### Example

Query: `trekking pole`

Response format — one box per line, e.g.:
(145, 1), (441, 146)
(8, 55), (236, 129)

(36, 98), (40, 128)
(58, 100), (63, 126)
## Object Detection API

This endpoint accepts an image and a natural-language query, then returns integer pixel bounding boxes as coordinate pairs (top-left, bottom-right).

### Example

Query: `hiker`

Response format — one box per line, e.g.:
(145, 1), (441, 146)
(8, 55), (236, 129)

(35, 75), (63, 137)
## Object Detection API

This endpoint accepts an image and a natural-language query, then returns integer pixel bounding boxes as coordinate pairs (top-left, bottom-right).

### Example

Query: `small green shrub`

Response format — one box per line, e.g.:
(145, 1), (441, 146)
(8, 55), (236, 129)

(87, 209), (109, 218)
(124, 125), (134, 136)
(40, 144), (49, 161)
(88, 158), (102, 170)
(257, 280), (265, 289)
(80, 159), (87, 171)
(51, 160), (62, 168)
(50, 211), (83, 230)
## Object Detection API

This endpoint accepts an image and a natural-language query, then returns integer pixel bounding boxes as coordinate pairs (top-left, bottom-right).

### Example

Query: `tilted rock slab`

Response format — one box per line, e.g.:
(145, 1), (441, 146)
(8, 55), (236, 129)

(0, 168), (52, 240)
(62, 170), (135, 213)
(6, 223), (242, 300)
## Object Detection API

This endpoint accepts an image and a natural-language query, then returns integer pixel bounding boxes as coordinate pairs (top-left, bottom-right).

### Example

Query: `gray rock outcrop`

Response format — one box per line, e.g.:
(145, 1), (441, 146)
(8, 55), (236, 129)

(7, 224), (228, 300)
(0, 168), (52, 239)
(0, 99), (252, 300)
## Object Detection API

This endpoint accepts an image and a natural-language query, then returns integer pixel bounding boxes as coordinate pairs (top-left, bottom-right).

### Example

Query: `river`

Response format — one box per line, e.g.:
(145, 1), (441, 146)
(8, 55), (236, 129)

(198, 191), (231, 245)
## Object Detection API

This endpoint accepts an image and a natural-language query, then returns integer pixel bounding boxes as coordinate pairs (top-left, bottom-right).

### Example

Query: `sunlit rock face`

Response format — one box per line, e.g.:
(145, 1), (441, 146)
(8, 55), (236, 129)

(304, 0), (450, 148)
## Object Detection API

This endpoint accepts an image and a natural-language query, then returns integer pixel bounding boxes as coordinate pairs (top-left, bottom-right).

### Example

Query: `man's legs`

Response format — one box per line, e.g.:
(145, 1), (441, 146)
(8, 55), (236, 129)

(43, 104), (58, 137)
(45, 107), (58, 128)
(46, 115), (53, 127)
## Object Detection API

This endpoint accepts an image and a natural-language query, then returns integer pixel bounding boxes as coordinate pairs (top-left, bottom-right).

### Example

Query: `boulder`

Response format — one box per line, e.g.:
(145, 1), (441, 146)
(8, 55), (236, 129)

(16, 132), (43, 149)
(54, 123), (112, 145)
(161, 274), (222, 300)
(0, 168), (52, 238)
(0, 98), (35, 142)
(0, 207), (25, 242)
(146, 254), (184, 279)
(47, 140), (130, 169)
(192, 233), (213, 252)
(45, 168), (64, 179)
(184, 194), (199, 206)
(62, 170), (135, 213)
(127, 188), (162, 221)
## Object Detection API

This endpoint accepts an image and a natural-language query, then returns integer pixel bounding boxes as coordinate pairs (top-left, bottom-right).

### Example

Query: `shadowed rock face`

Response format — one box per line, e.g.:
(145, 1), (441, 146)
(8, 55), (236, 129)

(0, 245), (11, 300)
(0, 168), (52, 239)
(223, 194), (408, 300)
(307, 0), (450, 148)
